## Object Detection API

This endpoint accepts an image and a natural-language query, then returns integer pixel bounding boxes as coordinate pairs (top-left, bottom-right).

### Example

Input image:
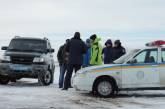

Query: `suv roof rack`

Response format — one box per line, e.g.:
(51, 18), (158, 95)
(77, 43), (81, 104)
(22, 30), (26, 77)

(14, 36), (21, 38)
(44, 37), (49, 41)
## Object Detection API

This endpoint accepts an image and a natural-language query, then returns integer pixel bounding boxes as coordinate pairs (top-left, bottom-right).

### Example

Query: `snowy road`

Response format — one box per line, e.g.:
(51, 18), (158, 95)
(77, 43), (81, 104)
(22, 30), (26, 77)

(0, 79), (165, 109)
(0, 67), (165, 109)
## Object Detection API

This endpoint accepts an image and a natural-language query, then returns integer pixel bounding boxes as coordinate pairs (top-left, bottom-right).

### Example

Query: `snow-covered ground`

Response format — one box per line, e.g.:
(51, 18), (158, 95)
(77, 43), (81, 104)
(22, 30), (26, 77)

(0, 67), (165, 109)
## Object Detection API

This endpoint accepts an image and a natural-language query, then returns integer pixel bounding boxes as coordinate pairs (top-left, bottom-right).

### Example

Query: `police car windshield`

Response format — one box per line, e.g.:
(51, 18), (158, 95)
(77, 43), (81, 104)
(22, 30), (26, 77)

(8, 39), (46, 53)
(114, 49), (140, 64)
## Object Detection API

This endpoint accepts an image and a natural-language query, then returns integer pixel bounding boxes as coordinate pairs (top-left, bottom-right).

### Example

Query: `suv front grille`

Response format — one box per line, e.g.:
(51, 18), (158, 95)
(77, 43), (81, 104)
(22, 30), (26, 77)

(11, 56), (34, 65)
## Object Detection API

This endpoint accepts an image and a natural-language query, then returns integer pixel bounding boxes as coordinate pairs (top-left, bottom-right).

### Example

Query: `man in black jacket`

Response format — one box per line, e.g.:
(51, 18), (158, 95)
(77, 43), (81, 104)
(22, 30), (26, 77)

(57, 39), (70, 88)
(113, 40), (126, 61)
(63, 32), (87, 90)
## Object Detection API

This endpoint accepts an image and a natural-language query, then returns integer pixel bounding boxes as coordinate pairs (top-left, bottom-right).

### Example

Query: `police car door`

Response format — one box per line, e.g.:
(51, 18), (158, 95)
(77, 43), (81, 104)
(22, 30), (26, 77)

(160, 48), (165, 86)
(122, 49), (159, 88)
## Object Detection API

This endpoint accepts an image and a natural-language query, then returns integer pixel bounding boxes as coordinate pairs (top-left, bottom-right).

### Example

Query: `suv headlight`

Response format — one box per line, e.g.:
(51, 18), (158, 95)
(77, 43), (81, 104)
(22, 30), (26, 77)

(0, 56), (10, 63)
(33, 57), (45, 63)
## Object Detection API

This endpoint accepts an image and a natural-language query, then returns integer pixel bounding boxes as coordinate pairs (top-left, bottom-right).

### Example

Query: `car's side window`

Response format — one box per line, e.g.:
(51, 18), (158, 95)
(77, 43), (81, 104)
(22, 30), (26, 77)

(47, 41), (51, 49)
(162, 48), (165, 62)
(134, 49), (158, 64)
(48, 42), (51, 49)
(149, 50), (158, 63)
(134, 50), (147, 63)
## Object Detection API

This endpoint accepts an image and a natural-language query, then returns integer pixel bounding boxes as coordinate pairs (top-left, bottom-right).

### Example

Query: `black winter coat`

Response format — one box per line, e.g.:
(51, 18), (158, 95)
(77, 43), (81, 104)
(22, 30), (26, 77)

(57, 44), (69, 66)
(102, 47), (114, 64)
(113, 46), (126, 61)
(57, 45), (64, 66)
(66, 37), (87, 65)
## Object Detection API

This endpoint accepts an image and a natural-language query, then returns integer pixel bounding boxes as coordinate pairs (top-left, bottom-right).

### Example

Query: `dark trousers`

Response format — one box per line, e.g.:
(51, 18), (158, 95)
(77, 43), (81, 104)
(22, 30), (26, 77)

(59, 63), (67, 88)
(63, 64), (81, 89)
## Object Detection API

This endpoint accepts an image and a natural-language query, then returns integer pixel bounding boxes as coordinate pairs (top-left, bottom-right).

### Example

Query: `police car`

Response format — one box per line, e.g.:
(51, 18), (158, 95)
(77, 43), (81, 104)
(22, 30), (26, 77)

(72, 40), (165, 97)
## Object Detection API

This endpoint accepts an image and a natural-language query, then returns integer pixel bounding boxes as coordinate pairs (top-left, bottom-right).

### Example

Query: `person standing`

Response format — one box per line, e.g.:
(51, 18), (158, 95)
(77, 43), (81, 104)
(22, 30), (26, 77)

(82, 39), (91, 68)
(90, 34), (103, 65)
(63, 32), (87, 90)
(113, 40), (126, 61)
(102, 39), (114, 64)
(57, 39), (70, 88)
(57, 43), (64, 87)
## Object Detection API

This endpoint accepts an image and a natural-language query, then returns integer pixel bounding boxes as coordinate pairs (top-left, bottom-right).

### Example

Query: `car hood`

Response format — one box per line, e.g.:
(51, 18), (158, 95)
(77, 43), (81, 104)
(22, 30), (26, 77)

(78, 64), (122, 73)
(4, 51), (42, 57)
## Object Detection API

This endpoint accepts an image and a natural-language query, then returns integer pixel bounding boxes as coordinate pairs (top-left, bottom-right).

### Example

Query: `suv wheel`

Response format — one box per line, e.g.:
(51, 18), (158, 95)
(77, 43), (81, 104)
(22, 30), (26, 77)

(0, 75), (10, 85)
(38, 70), (53, 86)
(94, 78), (115, 98)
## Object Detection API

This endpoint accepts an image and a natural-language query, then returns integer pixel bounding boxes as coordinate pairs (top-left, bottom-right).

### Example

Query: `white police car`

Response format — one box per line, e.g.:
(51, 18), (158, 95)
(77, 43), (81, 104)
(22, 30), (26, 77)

(72, 40), (165, 97)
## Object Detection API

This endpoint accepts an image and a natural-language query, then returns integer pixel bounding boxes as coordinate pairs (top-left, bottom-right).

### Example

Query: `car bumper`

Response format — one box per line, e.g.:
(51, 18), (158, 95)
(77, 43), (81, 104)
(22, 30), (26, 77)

(72, 74), (93, 92)
(0, 63), (48, 77)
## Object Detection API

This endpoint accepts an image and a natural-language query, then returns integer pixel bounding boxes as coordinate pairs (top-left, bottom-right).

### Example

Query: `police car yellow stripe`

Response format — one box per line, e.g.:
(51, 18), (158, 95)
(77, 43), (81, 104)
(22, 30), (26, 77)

(93, 66), (152, 73)
(91, 66), (121, 72)
(159, 64), (165, 67)
(91, 64), (165, 73)
(123, 65), (153, 69)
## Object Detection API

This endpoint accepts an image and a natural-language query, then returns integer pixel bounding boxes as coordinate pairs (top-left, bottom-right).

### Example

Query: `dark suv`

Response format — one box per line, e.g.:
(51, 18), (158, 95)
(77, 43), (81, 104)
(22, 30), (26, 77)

(0, 36), (55, 86)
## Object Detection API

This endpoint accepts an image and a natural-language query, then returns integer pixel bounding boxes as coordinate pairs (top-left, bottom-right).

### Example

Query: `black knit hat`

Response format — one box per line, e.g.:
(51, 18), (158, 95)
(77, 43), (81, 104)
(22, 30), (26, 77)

(74, 32), (80, 39)
(114, 40), (121, 46)
(90, 34), (97, 41)
(66, 39), (70, 43)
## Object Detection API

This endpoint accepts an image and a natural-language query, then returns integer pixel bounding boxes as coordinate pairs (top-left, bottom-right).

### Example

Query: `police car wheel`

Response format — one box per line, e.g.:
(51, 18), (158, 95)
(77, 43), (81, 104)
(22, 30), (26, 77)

(0, 75), (10, 85)
(95, 79), (115, 98)
(38, 70), (53, 86)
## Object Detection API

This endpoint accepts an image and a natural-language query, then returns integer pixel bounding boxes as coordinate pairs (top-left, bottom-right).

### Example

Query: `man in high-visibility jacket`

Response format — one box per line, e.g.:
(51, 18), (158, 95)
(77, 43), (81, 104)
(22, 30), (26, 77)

(90, 34), (103, 65)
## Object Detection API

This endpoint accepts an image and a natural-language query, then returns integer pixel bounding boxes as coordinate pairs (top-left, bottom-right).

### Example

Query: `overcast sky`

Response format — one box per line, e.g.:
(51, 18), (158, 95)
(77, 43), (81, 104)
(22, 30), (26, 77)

(0, 0), (164, 48)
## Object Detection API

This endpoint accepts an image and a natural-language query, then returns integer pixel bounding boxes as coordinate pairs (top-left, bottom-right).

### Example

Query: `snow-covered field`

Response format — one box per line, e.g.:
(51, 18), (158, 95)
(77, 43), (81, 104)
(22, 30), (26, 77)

(0, 67), (165, 109)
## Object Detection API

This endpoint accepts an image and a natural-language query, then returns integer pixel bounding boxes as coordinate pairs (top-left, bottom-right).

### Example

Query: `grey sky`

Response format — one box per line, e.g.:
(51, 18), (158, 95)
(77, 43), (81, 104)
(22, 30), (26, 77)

(0, 0), (164, 37)
(0, 0), (164, 58)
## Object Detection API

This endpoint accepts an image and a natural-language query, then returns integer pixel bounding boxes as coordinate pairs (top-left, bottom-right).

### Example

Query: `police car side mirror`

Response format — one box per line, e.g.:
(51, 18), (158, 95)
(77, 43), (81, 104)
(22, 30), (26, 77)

(128, 58), (137, 64)
(1, 46), (8, 50)
(50, 49), (55, 53)
(47, 49), (55, 53)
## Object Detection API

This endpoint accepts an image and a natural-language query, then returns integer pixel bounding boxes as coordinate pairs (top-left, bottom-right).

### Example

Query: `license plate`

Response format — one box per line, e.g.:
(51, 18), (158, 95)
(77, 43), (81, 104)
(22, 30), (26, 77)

(10, 64), (29, 71)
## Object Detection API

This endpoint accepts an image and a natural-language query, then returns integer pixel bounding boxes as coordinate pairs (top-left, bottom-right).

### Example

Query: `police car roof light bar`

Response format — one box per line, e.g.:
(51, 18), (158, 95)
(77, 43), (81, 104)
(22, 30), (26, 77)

(146, 40), (165, 47)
